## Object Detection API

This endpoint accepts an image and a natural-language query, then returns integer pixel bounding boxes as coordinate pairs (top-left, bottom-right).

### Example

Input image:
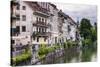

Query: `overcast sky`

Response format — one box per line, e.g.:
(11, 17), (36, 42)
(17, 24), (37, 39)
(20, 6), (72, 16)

(53, 2), (97, 25)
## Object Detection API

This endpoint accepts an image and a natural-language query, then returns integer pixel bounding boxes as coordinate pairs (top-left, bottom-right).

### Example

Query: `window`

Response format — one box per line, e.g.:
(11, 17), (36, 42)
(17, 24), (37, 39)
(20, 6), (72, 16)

(16, 14), (20, 20)
(39, 27), (41, 33)
(42, 18), (44, 22)
(55, 37), (57, 43)
(11, 40), (15, 44)
(22, 26), (26, 32)
(22, 15), (26, 21)
(44, 37), (46, 42)
(39, 18), (41, 22)
(45, 19), (47, 25)
(45, 28), (46, 32)
(16, 26), (20, 33)
(16, 5), (20, 10)
(33, 37), (35, 40)
(37, 27), (38, 32)
(42, 28), (44, 32)
(22, 6), (26, 10)
(68, 25), (71, 32)
(36, 17), (38, 22)
(60, 39), (61, 43)
(37, 37), (39, 42)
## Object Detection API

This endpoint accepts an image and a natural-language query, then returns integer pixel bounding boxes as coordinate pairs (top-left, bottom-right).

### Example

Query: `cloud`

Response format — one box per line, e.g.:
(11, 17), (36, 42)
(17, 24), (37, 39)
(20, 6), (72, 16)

(53, 2), (97, 25)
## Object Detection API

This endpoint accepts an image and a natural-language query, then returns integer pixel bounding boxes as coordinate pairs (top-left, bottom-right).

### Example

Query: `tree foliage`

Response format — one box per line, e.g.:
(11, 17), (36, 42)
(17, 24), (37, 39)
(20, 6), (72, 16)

(80, 18), (92, 39)
(80, 18), (97, 47)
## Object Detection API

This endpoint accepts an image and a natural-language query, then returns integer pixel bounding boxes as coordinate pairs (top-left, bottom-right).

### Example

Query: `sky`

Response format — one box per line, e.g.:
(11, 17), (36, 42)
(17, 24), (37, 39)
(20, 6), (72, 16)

(53, 2), (97, 25)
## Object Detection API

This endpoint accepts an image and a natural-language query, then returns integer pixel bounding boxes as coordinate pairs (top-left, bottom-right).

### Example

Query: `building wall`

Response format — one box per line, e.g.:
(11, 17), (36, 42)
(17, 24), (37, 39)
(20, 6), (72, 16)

(62, 19), (68, 42)
(49, 4), (59, 45)
(15, 1), (33, 36)
(70, 25), (77, 41)
(11, 1), (79, 61)
(67, 18), (77, 41)
(12, 1), (33, 46)
(12, 1), (78, 47)
(31, 2), (50, 46)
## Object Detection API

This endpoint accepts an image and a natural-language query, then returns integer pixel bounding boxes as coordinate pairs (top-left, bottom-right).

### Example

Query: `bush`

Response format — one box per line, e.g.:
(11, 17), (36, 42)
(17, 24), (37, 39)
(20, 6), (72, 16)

(63, 42), (67, 48)
(38, 45), (56, 60)
(47, 46), (55, 52)
(82, 39), (92, 47)
(38, 54), (45, 60)
(66, 41), (79, 48)
(67, 41), (73, 48)
(12, 49), (31, 65)
(38, 47), (48, 56)
(38, 44), (48, 55)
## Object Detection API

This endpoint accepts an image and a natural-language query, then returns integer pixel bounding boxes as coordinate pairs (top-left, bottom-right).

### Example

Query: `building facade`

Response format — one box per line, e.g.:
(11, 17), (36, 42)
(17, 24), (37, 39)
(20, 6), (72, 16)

(11, 0), (79, 64)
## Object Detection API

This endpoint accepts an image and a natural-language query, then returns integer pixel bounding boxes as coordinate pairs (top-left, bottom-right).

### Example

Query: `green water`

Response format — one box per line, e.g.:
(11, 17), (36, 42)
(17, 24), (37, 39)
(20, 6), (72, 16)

(41, 46), (97, 64)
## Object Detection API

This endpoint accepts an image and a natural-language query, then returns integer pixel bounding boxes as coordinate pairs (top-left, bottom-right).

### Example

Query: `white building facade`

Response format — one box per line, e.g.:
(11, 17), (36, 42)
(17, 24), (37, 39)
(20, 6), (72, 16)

(11, 0), (79, 64)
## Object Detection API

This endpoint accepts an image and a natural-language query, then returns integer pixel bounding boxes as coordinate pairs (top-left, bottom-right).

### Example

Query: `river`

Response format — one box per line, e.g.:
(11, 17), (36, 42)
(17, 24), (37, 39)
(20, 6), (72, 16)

(39, 46), (97, 64)
(16, 43), (97, 66)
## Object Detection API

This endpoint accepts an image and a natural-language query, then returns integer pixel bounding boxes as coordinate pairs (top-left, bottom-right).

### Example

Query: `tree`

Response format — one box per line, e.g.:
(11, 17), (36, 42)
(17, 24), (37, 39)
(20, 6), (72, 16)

(79, 18), (92, 39)
(91, 27), (97, 41)
(79, 18), (97, 48)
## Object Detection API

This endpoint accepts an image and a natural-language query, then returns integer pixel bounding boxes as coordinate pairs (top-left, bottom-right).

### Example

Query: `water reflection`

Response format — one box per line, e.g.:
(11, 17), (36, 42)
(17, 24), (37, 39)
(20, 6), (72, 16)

(81, 47), (97, 62)
(41, 46), (97, 64)
(16, 44), (97, 65)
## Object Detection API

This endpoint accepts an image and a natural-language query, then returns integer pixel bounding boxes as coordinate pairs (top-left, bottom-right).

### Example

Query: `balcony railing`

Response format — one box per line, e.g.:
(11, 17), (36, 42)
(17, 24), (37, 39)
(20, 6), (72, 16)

(32, 31), (50, 37)
(11, 14), (16, 20)
(11, 28), (20, 36)
(11, 14), (20, 21)
(33, 6), (50, 17)
(33, 21), (49, 28)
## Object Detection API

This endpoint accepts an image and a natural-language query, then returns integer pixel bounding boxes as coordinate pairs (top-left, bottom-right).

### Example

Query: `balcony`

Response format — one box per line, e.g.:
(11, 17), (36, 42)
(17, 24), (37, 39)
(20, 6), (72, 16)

(33, 6), (50, 17)
(32, 31), (50, 37)
(11, 28), (16, 36)
(33, 21), (49, 28)
(11, 14), (16, 20)
(11, 28), (20, 36)
(11, 14), (20, 22)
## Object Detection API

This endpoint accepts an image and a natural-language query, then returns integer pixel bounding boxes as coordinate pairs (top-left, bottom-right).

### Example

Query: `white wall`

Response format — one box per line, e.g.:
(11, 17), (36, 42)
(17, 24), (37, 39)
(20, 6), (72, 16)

(49, 5), (59, 44)
(12, 1), (34, 45)
(15, 1), (33, 36)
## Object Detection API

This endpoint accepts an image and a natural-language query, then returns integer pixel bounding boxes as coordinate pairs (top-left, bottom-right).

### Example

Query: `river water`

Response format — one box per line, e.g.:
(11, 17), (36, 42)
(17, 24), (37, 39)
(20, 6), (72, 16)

(39, 46), (97, 64)
(16, 44), (97, 66)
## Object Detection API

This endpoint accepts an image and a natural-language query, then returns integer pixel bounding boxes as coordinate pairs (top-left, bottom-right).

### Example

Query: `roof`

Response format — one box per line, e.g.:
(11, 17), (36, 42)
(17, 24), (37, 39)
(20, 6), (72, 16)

(58, 10), (67, 19)
(66, 15), (77, 25)
(49, 3), (58, 10)
(24, 1), (77, 25)
(58, 10), (77, 25)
